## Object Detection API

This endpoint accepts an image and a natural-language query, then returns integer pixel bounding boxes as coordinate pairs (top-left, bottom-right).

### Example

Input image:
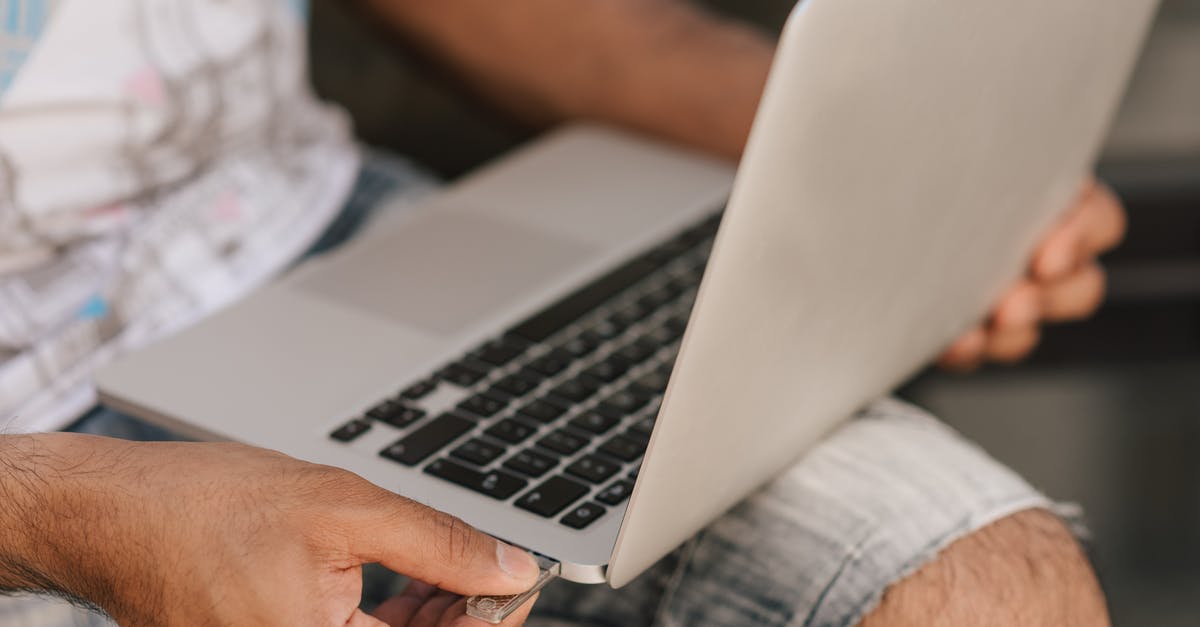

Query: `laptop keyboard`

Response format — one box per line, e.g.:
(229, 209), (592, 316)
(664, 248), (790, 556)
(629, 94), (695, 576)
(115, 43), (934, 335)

(329, 210), (721, 530)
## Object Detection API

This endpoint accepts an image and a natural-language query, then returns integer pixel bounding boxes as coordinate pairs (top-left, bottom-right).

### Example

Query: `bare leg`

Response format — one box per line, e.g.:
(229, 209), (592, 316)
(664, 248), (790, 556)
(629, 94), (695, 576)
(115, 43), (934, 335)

(860, 508), (1109, 627)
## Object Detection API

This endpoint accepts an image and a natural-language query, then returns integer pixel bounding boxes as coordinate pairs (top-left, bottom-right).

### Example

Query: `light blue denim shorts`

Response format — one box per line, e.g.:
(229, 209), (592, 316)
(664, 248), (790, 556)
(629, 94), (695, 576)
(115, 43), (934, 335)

(4, 152), (1057, 627)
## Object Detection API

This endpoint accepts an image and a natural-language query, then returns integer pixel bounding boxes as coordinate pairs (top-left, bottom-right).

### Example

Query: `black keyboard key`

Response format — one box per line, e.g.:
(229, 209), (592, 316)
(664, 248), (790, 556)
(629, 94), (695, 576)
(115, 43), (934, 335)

(526, 349), (572, 376)
(623, 426), (652, 445)
(629, 370), (670, 396)
(474, 340), (526, 367)
(565, 455), (621, 484)
(558, 331), (603, 358)
(400, 378), (438, 400)
(664, 315), (689, 338)
(598, 390), (648, 416)
(330, 419), (372, 442)
(593, 402), (626, 421)
(590, 318), (623, 340)
(518, 399), (568, 424)
(439, 360), (490, 387)
(560, 502), (607, 530)
(608, 308), (642, 329)
(485, 419), (537, 444)
(380, 413), (474, 466)
(660, 277), (685, 300)
(366, 399), (402, 421)
(569, 411), (621, 435)
(636, 289), (674, 313)
(458, 392), (509, 418)
(515, 476), (591, 517)
(628, 466), (641, 480)
(451, 438), (507, 466)
(549, 377), (601, 404)
(367, 400), (426, 429)
(614, 339), (657, 364)
(504, 449), (558, 478)
(581, 359), (626, 384)
(630, 415), (656, 437)
(598, 435), (646, 462)
(508, 256), (659, 342)
(596, 480), (635, 505)
(643, 323), (679, 347)
(491, 373), (542, 398)
(538, 429), (589, 456)
(425, 458), (527, 500)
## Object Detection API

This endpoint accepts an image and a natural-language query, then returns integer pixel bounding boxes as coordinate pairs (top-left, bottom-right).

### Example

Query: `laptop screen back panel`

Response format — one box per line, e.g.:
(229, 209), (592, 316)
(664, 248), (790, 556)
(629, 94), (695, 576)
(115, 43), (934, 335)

(608, 0), (1159, 587)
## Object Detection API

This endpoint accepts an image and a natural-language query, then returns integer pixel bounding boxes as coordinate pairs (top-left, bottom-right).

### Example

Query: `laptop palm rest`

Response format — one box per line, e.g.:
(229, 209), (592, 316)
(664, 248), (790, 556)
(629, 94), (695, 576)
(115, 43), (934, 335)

(292, 211), (594, 336)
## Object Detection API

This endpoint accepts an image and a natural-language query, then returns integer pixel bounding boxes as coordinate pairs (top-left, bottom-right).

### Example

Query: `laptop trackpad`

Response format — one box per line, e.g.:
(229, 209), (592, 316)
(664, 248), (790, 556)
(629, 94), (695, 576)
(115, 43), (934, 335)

(293, 212), (593, 336)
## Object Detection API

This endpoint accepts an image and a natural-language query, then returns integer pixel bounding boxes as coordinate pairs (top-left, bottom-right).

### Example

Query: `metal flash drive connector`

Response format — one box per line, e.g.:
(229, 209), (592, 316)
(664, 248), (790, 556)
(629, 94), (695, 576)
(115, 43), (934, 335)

(466, 556), (560, 624)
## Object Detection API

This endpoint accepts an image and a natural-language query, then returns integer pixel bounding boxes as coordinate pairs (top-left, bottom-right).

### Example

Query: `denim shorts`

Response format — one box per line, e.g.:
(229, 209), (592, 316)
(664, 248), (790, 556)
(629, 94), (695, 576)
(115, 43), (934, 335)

(5, 153), (1056, 627)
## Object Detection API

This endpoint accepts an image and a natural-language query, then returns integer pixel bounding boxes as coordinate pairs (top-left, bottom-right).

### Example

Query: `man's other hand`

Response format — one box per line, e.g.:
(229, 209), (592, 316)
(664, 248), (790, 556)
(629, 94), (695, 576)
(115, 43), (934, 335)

(0, 434), (540, 626)
(939, 179), (1127, 370)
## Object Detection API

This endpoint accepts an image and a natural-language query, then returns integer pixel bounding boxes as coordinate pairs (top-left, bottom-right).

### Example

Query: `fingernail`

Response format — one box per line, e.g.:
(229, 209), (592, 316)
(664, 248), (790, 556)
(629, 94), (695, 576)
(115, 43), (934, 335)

(496, 541), (539, 581)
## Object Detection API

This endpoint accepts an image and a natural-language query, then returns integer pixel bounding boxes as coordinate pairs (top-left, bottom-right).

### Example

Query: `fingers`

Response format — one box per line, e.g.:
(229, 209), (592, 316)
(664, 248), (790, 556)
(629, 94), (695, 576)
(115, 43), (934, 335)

(991, 281), (1041, 329)
(939, 279), (1044, 370)
(344, 487), (540, 596)
(1078, 182), (1126, 254)
(1033, 180), (1126, 281)
(938, 327), (987, 371)
(941, 178), (1122, 372)
(374, 580), (438, 625)
(983, 325), (1040, 364)
(412, 591), (461, 626)
(373, 584), (538, 627)
(1042, 262), (1106, 322)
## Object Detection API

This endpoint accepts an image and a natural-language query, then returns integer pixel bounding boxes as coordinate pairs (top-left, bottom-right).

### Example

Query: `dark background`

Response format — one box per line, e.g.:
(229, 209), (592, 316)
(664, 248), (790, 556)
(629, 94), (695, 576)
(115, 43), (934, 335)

(308, 2), (1200, 624)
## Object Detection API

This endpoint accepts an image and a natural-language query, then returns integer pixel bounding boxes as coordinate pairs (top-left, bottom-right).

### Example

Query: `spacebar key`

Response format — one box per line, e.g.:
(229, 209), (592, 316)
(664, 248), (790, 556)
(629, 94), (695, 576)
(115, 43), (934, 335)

(381, 413), (474, 466)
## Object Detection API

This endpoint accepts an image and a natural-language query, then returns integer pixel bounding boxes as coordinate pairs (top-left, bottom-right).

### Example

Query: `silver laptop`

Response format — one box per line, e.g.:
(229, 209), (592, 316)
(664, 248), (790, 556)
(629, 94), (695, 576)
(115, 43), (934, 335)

(97, 0), (1158, 592)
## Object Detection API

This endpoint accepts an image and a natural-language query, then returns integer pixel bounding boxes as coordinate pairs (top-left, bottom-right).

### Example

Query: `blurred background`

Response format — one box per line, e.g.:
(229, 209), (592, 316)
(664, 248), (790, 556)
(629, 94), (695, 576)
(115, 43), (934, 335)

(308, 1), (1200, 624)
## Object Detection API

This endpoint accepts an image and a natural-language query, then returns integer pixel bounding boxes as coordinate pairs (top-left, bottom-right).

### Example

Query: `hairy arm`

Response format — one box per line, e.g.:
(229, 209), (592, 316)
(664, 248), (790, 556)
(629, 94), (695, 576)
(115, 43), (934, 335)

(0, 435), (110, 609)
(359, 0), (774, 159)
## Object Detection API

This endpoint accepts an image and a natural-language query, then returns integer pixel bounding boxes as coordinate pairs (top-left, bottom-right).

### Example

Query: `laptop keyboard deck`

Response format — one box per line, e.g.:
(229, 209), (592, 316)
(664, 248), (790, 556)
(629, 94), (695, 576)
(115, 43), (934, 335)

(330, 211), (720, 530)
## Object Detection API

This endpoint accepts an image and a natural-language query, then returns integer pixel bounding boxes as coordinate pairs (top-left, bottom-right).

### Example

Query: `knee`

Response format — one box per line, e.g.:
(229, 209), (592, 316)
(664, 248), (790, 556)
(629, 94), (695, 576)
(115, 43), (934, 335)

(858, 508), (1109, 627)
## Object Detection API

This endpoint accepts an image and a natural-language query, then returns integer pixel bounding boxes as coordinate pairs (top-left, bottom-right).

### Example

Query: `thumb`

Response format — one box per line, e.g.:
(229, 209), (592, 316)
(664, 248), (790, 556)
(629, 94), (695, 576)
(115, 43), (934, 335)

(345, 490), (541, 597)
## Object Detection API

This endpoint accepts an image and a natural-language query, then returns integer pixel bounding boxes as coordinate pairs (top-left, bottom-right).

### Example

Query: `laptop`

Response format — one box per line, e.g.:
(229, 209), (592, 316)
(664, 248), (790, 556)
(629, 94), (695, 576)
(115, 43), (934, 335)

(97, 0), (1158, 594)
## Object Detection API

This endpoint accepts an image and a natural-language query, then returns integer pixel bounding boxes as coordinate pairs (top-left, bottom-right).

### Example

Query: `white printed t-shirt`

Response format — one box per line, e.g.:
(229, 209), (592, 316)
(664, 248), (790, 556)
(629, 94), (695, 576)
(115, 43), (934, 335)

(0, 0), (359, 431)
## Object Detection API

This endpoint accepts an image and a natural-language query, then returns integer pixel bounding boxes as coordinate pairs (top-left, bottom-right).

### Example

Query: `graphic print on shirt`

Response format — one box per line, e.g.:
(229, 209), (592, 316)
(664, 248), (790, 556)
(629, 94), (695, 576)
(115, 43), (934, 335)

(0, 0), (358, 431)
(0, 0), (56, 96)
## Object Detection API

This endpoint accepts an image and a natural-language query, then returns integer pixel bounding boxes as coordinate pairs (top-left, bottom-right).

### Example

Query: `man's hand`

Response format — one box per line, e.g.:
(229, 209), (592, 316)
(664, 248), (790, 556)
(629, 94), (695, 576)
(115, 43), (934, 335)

(939, 179), (1127, 370)
(0, 434), (540, 626)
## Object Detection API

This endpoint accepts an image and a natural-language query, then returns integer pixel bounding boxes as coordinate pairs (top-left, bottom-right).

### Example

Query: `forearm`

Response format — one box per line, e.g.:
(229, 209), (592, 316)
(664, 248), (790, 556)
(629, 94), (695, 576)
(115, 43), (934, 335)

(0, 434), (125, 612)
(363, 0), (774, 159)
(0, 434), (63, 594)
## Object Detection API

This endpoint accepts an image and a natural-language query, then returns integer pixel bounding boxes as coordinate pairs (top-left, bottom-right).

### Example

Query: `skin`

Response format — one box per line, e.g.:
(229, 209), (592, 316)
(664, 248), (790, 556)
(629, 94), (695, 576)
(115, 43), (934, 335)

(0, 1), (1123, 625)
(860, 509), (1110, 627)
(0, 434), (540, 627)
